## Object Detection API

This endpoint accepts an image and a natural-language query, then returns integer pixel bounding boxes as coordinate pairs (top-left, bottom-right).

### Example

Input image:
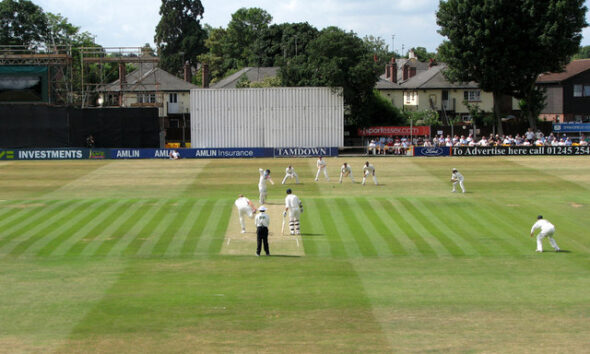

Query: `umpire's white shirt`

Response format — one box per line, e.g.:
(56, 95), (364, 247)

(255, 213), (270, 227)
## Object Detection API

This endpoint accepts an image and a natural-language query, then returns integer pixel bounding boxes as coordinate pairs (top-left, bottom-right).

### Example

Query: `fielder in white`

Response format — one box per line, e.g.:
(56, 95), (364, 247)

(281, 165), (300, 184)
(234, 194), (257, 233)
(451, 168), (465, 193)
(530, 215), (560, 252)
(258, 168), (274, 204)
(284, 188), (303, 235)
(362, 161), (378, 185)
(339, 162), (354, 183)
(315, 156), (329, 181)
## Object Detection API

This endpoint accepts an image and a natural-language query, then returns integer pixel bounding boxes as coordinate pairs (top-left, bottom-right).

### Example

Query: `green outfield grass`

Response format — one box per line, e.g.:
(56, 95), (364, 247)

(0, 157), (589, 352)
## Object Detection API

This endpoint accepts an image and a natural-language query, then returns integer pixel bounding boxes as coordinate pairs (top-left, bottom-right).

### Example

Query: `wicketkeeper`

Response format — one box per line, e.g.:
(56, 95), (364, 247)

(284, 188), (303, 235)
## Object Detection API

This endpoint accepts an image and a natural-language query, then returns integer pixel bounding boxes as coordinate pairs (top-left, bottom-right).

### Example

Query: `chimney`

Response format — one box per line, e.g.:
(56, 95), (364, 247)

(410, 67), (416, 78)
(402, 64), (409, 81)
(429, 58), (435, 68)
(118, 62), (126, 84)
(385, 64), (391, 79)
(202, 62), (210, 88)
(408, 49), (416, 59)
(183, 61), (191, 82)
(390, 57), (397, 83)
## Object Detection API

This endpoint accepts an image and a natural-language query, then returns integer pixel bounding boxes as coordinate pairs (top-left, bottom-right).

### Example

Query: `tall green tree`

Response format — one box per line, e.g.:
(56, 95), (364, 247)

(0, 0), (47, 46)
(437, 0), (587, 133)
(281, 27), (381, 127)
(154, 0), (207, 75)
(225, 7), (272, 67)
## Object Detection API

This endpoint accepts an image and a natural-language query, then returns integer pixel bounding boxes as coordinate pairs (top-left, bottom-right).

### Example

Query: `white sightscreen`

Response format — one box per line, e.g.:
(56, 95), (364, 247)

(190, 87), (344, 148)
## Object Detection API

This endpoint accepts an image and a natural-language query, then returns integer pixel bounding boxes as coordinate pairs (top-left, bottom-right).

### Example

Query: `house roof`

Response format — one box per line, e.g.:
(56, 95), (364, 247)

(211, 67), (280, 88)
(537, 59), (590, 83)
(98, 62), (198, 92)
(377, 63), (479, 90)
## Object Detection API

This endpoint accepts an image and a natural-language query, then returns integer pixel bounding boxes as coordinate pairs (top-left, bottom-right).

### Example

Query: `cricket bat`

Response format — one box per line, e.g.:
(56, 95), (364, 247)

(281, 214), (286, 235)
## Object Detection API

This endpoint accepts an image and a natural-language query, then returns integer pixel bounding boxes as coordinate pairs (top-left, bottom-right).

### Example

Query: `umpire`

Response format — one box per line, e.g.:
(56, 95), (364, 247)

(255, 206), (270, 256)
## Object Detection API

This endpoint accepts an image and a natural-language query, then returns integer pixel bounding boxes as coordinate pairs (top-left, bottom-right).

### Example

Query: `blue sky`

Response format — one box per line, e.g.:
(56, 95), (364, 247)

(35, 0), (590, 54)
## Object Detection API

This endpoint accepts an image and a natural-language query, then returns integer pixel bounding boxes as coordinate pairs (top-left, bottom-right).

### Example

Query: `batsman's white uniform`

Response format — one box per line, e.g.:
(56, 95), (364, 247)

(282, 166), (299, 184)
(531, 219), (560, 252)
(258, 169), (273, 204)
(285, 193), (302, 235)
(339, 164), (354, 183)
(362, 164), (378, 185)
(451, 171), (465, 193)
(235, 196), (255, 233)
(315, 158), (329, 181)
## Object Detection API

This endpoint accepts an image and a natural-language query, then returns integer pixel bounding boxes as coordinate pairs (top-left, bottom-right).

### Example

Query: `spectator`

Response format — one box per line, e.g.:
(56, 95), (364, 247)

(86, 134), (95, 148)
(368, 140), (377, 155)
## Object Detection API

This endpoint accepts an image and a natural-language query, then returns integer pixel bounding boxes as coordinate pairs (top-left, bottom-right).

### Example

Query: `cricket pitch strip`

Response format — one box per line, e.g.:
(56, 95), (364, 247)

(221, 202), (305, 257)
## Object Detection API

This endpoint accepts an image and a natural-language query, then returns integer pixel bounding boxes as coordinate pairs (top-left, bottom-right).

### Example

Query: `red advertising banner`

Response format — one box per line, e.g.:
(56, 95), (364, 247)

(357, 126), (431, 136)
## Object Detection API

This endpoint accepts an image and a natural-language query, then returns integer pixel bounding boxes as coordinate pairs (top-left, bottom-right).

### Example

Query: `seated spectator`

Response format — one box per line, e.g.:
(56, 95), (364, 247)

(479, 136), (489, 146)
(423, 139), (433, 147)
(565, 137), (573, 146)
(525, 128), (535, 142)
(169, 150), (180, 159)
(368, 140), (377, 155)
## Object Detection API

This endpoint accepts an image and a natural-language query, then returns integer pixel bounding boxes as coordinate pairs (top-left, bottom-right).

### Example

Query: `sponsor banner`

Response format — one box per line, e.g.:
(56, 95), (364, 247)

(273, 147), (338, 157)
(553, 123), (590, 133)
(453, 146), (590, 156)
(110, 148), (271, 159)
(358, 126), (431, 137)
(414, 146), (451, 157)
(0, 148), (88, 160)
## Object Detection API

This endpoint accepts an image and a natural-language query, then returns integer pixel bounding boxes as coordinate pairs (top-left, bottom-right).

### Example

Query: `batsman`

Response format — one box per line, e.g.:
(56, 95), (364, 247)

(284, 188), (303, 235)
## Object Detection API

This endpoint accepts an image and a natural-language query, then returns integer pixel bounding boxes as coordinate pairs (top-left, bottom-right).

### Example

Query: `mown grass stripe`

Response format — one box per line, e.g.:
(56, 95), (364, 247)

(163, 199), (207, 257)
(395, 198), (452, 257)
(180, 199), (215, 256)
(372, 199), (418, 256)
(450, 204), (511, 256)
(49, 199), (123, 257)
(299, 199), (330, 257)
(107, 199), (166, 257)
(93, 200), (153, 256)
(324, 199), (363, 258)
(381, 199), (436, 256)
(0, 200), (62, 244)
(194, 200), (226, 255)
(336, 199), (379, 257)
(82, 199), (145, 257)
(12, 199), (97, 258)
(469, 200), (533, 250)
(356, 198), (407, 256)
(121, 200), (177, 256)
(415, 199), (481, 256)
(459, 201), (522, 256)
(37, 199), (111, 257)
(350, 198), (393, 257)
(0, 200), (75, 254)
(135, 199), (182, 257)
(65, 201), (133, 257)
(207, 200), (233, 255)
(399, 198), (464, 257)
(150, 199), (194, 256)
(0, 200), (44, 228)
(314, 199), (347, 258)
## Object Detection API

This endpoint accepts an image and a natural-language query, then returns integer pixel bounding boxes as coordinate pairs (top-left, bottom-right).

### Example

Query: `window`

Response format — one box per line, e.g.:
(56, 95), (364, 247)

(404, 91), (417, 105)
(169, 93), (178, 103)
(463, 90), (481, 102)
(584, 85), (590, 97)
(573, 85), (583, 97)
(137, 93), (156, 103)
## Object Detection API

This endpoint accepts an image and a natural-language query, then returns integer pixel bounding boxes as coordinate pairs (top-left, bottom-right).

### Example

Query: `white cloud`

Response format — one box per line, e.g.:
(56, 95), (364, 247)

(32, 0), (590, 52)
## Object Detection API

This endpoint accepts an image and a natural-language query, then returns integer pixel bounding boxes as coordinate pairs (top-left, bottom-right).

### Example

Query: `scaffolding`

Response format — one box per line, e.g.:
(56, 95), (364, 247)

(0, 44), (73, 105)
(79, 47), (161, 108)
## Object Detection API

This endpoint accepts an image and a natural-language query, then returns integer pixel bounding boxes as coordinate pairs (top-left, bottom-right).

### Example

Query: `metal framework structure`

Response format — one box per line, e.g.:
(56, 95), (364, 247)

(0, 45), (73, 105)
(79, 47), (161, 108)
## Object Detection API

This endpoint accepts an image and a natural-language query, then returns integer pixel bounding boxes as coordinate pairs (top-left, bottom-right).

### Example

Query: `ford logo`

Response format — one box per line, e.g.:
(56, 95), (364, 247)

(421, 147), (444, 156)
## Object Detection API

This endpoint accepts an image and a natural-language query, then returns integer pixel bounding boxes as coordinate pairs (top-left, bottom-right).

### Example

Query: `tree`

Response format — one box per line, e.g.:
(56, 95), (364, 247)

(437, 0), (587, 133)
(281, 27), (381, 127)
(574, 45), (590, 59)
(154, 0), (207, 75)
(409, 46), (436, 62)
(225, 7), (272, 67)
(0, 0), (47, 46)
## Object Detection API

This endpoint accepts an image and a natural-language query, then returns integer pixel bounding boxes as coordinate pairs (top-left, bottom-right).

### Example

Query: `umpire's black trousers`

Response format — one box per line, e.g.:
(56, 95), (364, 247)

(256, 226), (270, 255)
